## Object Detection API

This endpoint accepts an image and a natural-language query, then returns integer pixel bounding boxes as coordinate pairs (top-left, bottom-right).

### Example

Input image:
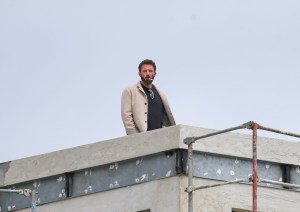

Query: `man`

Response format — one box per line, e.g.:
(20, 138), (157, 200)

(121, 59), (176, 135)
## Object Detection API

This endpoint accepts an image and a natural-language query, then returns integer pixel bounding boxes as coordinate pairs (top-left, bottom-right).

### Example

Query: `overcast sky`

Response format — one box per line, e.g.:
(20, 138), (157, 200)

(1, 0), (299, 162)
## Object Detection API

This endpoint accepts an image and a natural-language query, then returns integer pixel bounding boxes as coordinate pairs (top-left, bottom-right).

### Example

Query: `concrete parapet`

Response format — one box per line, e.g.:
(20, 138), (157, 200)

(1, 124), (300, 212)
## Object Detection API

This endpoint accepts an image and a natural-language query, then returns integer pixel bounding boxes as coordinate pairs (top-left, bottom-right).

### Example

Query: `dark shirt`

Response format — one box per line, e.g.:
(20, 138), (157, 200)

(141, 84), (164, 131)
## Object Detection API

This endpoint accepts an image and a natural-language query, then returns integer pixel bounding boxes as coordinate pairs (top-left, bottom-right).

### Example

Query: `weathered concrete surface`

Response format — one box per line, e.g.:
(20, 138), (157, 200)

(180, 177), (300, 212)
(1, 124), (300, 212)
(1, 124), (300, 187)
(1, 125), (180, 186)
(0, 162), (10, 186)
(179, 125), (300, 164)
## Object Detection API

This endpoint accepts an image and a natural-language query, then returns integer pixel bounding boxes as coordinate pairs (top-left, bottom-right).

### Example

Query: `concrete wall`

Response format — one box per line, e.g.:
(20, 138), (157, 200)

(1, 125), (180, 187)
(1, 124), (300, 212)
(3, 124), (300, 187)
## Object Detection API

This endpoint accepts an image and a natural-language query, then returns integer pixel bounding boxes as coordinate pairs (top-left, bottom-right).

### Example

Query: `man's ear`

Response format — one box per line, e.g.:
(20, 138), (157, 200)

(138, 71), (141, 77)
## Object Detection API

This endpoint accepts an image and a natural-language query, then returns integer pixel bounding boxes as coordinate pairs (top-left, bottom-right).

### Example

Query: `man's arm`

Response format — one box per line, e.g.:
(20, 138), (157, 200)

(121, 88), (139, 135)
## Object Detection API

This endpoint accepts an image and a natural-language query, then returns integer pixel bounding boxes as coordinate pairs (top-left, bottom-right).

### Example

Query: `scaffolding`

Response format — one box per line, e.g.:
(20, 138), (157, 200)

(183, 121), (300, 212)
(0, 189), (37, 212)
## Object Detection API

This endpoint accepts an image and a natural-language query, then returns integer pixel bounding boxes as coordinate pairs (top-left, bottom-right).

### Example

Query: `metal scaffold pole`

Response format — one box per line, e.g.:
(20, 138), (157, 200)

(187, 142), (194, 212)
(31, 190), (37, 212)
(183, 121), (300, 212)
(192, 178), (247, 191)
(259, 178), (300, 189)
(258, 125), (300, 138)
(183, 121), (253, 212)
(252, 123), (258, 212)
(0, 189), (37, 212)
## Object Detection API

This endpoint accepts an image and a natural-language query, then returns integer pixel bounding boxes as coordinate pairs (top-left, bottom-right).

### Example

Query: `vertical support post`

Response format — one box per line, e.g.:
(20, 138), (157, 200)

(31, 190), (37, 212)
(252, 123), (258, 212)
(188, 142), (193, 212)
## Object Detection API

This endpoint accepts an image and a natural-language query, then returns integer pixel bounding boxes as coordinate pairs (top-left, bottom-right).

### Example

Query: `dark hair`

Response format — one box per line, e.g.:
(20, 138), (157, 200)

(138, 59), (156, 72)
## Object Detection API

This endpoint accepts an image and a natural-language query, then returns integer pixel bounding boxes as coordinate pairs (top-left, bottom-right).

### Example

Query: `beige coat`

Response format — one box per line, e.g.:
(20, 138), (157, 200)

(121, 81), (176, 135)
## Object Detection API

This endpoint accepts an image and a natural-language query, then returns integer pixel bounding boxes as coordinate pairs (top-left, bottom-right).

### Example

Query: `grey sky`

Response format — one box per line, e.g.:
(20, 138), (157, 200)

(1, 0), (299, 162)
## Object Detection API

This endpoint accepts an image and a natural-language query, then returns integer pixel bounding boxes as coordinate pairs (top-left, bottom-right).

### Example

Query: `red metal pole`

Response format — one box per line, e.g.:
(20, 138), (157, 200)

(252, 123), (258, 212)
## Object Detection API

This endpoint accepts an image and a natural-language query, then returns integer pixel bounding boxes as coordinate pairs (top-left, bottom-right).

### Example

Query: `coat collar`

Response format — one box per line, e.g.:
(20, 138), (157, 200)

(137, 81), (156, 92)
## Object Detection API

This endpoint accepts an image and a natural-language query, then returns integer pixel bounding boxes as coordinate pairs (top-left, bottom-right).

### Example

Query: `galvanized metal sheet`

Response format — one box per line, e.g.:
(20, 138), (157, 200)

(0, 151), (177, 212)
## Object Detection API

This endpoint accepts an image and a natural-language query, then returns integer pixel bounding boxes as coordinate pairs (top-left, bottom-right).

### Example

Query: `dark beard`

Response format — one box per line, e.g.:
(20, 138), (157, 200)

(141, 76), (153, 85)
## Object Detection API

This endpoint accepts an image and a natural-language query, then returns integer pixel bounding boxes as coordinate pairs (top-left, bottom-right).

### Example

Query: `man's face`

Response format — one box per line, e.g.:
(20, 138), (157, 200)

(139, 64), (156, 85)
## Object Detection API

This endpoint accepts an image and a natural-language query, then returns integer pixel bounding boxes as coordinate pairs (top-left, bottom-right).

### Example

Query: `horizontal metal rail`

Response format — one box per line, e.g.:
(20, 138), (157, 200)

(260, 178), (300, 189)
(184, 121), (253, 144)
(0, 189), (37, 212)
(0, 188), (32, 197)
(0, 189), (23, 194)
(191, 178), (247, 192)
(258, 125), (300, 138)
(184, 121), (300, 212)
